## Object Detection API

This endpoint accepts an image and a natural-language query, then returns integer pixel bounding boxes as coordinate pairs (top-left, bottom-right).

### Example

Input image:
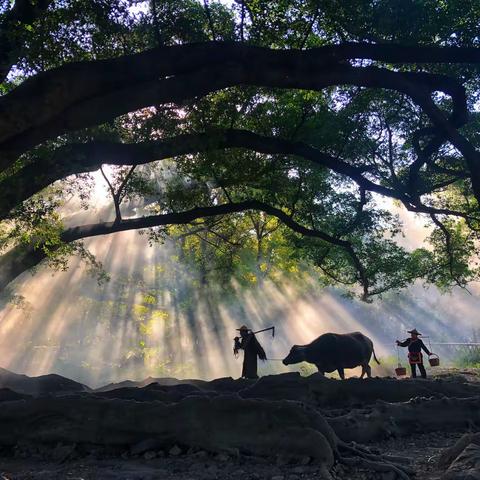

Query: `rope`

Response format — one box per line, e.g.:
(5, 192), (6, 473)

(380, 338), (480, 345)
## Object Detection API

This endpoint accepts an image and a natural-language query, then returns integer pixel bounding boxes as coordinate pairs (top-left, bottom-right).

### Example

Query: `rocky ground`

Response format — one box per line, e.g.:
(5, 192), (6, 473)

(0, 368), (479, 480)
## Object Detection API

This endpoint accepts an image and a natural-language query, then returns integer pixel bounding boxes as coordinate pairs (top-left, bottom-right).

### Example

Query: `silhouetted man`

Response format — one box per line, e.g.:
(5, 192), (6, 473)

(396, 329), (431, 379)
(234, 325), (267, 379)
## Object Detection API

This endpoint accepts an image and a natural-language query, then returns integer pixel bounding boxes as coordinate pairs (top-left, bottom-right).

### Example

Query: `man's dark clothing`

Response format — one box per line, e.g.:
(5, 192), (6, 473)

(234, 333), (266, 379)
(398, 337), (431, 379)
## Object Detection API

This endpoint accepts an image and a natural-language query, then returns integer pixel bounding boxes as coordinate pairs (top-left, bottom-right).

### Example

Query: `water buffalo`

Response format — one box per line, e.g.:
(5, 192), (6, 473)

(282, 331), (380, 379)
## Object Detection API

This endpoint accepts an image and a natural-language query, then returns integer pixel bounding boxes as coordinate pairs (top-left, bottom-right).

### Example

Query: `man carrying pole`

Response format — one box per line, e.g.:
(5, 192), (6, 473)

(233, 325), (273, 379)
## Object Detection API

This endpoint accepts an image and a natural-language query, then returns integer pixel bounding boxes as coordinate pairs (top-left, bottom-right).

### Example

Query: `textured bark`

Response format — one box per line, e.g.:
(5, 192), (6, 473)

(0, 130), (392, 220)
(0, 42), (473, 166)
(239, 373), (480, 407)
(441, 441), (480, 480)
(329, 396), (480, 443)
(2, 129), (467, 222)
(438, 433), (480, 469)
(0, 395), (337, 468)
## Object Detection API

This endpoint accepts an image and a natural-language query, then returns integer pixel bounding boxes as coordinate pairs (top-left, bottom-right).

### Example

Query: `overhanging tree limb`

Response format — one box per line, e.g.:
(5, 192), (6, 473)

(0, 42), (473, 166)
(0, 200), (369, 297)
(1, 129), (475, 224)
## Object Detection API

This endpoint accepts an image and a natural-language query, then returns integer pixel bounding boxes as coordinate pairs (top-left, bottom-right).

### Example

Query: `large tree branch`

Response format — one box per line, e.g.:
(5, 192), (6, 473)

(1, 129), (477, 225)
(0, 200), (369, 297)
(0, 42), (473, 166)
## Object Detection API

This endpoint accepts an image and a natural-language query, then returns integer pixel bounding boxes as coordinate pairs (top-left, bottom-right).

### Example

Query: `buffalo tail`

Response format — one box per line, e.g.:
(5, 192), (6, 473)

(372, 348), (380, 364)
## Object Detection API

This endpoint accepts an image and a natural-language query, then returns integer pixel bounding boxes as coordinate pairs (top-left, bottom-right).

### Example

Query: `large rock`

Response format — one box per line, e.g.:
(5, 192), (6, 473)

(0, 367), (90, 396)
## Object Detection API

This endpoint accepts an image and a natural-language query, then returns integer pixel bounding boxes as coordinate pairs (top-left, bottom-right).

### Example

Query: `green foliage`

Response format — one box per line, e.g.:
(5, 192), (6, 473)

(454, 348), (480, 369)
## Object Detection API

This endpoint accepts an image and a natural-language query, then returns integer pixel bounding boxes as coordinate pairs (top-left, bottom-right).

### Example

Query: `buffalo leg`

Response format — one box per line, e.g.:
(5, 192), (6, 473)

(337, 367), (345, 380)
(360, 366), (366, 379)
(315, 365), (325, 375)
(364, 363), (372, 378)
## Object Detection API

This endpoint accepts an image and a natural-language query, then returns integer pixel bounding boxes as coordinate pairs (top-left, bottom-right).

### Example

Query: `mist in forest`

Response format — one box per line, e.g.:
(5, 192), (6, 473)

(0, 194), (479, 387)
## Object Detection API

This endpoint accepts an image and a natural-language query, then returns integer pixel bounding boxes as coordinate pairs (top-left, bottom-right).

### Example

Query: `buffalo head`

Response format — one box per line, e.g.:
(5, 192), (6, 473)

(282, 345), (306, 365)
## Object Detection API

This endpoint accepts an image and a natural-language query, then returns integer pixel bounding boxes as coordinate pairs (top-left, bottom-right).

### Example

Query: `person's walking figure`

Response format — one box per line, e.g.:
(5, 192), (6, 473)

(234, 325), (267, 379)
(396, 329), (431, 379)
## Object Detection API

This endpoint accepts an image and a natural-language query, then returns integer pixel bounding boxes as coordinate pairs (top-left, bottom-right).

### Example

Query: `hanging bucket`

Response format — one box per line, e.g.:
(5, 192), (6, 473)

(428, 353), (440, 367)
(395, 344), (407, 377)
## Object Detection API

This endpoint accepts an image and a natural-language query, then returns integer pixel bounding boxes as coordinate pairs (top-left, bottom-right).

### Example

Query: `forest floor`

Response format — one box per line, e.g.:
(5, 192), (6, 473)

(0, 367), (479, 480)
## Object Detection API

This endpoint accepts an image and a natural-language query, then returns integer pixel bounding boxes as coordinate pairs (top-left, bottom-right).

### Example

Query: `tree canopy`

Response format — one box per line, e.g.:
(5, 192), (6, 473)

(1, 0), (480, 300)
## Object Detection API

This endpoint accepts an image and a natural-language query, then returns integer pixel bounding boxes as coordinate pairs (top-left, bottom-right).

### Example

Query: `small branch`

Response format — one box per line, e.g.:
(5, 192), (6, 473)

(100, 165), (122, 223)
(117, 165), (137, 203)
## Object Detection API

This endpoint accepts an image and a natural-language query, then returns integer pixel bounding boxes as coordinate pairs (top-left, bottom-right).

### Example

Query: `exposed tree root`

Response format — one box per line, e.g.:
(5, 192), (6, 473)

(339, 442), (415, 478)
(3, 370), (480, 479)
(438, 433), (480, 469)
(329, 396), (480, 443)
(240, 372), (480, 407)
(0, 392), (415, 479)
(340, 442), (413, 468)
(0, 395), (337, 469)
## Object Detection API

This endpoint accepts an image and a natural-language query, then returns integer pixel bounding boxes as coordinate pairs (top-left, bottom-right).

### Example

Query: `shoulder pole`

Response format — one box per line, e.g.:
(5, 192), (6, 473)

(252, 326), (275, 337)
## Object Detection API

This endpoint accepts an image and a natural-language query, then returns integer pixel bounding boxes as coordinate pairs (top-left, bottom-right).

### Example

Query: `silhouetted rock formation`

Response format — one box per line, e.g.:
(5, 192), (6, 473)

(0, 367), (91, 396)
